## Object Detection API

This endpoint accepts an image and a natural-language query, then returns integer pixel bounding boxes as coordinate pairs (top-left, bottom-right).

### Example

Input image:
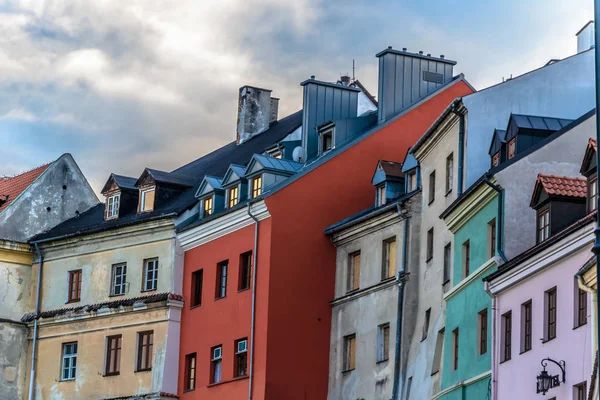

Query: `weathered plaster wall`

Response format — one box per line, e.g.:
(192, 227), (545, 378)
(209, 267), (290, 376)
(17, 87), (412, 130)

(0, 154), (98, 242)
(0, 322), (27, 400)
(0, 259), (31, 322)
(495, 115), (594, 259)
(27, 306), (174, 400)
(462, 49), (595, 187)
(407, 121), (460, 400)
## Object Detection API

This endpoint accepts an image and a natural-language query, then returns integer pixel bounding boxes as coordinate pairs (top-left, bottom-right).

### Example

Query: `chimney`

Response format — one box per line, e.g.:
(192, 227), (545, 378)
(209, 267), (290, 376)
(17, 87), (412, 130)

(576, 21), (595, 53)
(339, 75), (352, 86)
(300, 76), (360, 161)
(236, 86), (273, 144)
(375, 47), (456, 123)
(269, 97), (279, 124)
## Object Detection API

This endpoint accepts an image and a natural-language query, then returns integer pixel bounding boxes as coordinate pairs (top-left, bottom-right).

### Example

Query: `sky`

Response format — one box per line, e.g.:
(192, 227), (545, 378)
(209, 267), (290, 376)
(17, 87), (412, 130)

(0, 0), (594, 194)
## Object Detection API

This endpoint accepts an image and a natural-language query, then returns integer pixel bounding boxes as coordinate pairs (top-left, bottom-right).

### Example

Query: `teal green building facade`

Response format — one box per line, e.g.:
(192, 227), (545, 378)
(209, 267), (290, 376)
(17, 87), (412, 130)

(437, 181), (500, 400)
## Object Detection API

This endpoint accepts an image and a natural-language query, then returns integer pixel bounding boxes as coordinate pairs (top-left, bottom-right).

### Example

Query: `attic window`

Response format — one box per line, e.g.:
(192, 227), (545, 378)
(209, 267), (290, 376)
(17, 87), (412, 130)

(320, 127), (333, 153)
(106, 194), (120, 219)
(589, 177), (597, 212)
(407, 172), (417, 192)
(228, 186), (239, 208)
(140, 188), (155, 213)
(537, 208), (550, 243)
(377, 185), (386, 206)
(251, 176), (262, 199)
(202, 197), (213, 218)
(507, 138), (516, 160)
(491, 153), (500, 168)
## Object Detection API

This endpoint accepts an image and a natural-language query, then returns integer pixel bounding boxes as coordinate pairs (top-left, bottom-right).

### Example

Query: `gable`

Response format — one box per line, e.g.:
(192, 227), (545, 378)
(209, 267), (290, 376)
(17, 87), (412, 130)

(580, 139), (597, 175)
(196, 176), (224, 198)
(222, 165), (246, 188)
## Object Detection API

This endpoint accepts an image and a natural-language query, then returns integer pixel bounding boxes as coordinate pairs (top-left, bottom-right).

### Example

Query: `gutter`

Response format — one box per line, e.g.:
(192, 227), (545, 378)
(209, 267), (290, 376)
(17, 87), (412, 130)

(28, 243), (43, 400)
(246, 203), (260, 400)
(484, 281), (498, 400)
(392, 203), (409, 400)
(483, 175), (508, 263)
(451, 102), (465, 196)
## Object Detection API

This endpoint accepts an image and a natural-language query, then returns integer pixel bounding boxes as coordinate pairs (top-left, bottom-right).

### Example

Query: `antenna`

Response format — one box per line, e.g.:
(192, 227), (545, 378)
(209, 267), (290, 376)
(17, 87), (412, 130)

(352, 59), (355, 80)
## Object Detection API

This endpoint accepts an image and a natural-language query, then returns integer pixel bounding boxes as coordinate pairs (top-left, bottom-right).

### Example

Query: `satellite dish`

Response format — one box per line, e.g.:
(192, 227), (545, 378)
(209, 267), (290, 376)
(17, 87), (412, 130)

(292, 146), (305, 163)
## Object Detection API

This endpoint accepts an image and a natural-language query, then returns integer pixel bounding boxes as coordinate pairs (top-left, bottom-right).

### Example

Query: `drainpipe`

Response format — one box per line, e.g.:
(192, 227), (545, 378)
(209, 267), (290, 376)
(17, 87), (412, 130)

(484, 281), (498, 400)
(28, 243), (43, 400)
(246, 203), (260, 400)
(483, 175), (508, 263)
(577, 275), (597, 362)
(451, 102), (465, 196)
(392, 203), (409, 400)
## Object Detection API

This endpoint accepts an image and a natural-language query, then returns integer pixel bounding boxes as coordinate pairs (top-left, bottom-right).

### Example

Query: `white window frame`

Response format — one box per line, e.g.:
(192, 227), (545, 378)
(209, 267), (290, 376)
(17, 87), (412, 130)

(140, 187), (155, 212)
(106, 194), (120, 218)
(319, 127), (334, 154)
(111, 263), (127, 296)
(143, 258), (158, 291)
(376, 323), (390, 362)
(61, 342), (78, 381)
(377, 184), (386, 206)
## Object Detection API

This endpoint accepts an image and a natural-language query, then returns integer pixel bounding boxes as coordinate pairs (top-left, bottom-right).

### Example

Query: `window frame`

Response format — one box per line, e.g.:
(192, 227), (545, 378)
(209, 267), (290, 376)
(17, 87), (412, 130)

(238, 252), (252, 291)
(342, 334), (356, 372)
(443, 243), (451, 284)
(228, 186), (239, 208)
(501, 311), (512, 362)
(376, 323), (390, 363)
(347, 251), (361, 293)
(407, 171), (417, 192)
(537, 207), (550, 243)
(452, 328), (459, 370)
(381, 237), (396, 280)
(142, 258), (159, 292)
(478, 308), (488, 355)
(507, 138), (516, 159)
(110, 263), (127, 296)
(106, 194), (120, 219)
(588, 176), (597, 212)
(184, 353), (197, 392)
(320, 127), (334, 153)
(422, 308), (431, 341)
(445, 153), (454, 194)
(575, 284), (588, 328)
(521, 300), (532, 353)
(431, 328), (444, 375)
(61, 342), (78, 381)
(251, 176), (262, 199)
(428, 170), (436, 205)
(139, 187), (155, 213)
(462, 240), (470, 279)
(210, 345), (223, 384)
(488, 219), (496, 258)
(104, 334), (122, 376)
(574, 381), (587, 400)
(215, 261), (228, 299)
(491, 152), (500, 168)
(136, 331), (154, 372)
(377, 184), (386, 206)
(544, 287), (557, 342)
(234, 338), (248, 377)
(202, 196), (213, 218)
(426, 228), (434, 262)
(67, 269), (82, 303)
(191, 269), (203, 308)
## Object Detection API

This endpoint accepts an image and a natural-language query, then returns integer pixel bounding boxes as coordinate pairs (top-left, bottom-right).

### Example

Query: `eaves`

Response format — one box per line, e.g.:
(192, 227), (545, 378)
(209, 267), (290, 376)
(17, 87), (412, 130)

(330, 209), (400, 247)
(442, 179), (497, 233)
(411, 107), (462, 162)
(444, 257), (497, 301)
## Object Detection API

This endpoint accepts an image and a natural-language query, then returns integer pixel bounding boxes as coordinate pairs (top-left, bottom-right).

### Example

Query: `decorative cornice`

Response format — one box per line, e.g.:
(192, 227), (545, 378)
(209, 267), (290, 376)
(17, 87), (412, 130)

(0, 240), (33, 265)
(331, 210), (400, 246)
(413, 112), (460, 162)
(330, 278), (398, 307)
(177, 201), (270, 251)
(444, 257), (497, 301)
(443, 182), (497, 233)
(431, 370), (491, 400)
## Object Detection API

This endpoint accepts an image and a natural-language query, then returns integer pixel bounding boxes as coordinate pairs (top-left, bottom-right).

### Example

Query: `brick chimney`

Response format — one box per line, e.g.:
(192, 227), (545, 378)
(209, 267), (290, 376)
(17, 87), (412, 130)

(237, 86), (274, 144)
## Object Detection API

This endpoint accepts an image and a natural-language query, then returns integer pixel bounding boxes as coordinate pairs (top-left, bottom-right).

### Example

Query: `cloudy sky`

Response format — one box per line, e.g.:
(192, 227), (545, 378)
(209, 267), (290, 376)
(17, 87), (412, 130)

(0, 0), (593, 193)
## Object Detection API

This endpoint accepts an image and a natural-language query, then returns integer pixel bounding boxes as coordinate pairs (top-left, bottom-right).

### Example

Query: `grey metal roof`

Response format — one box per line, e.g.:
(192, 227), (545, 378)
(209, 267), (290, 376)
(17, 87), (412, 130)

(245, 154), (303, 176)
(196, 176), (224, 198)
(375, 47), (457, 65)
(510, 114), (573, 131)
(221, 164), (247, 187)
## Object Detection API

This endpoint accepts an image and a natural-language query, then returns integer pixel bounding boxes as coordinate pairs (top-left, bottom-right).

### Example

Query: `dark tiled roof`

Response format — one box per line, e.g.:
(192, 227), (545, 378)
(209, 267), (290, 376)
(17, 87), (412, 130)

(139, 168), (194, 187)
(21, 292), (184, 323)
(113, 174), (138, 191)
(484, 211), (596, 282)
(32, 110), (302, 242)
(509, 114), (573, 131)
(379, 160), (405, 178)
(0, 163), (50, 213)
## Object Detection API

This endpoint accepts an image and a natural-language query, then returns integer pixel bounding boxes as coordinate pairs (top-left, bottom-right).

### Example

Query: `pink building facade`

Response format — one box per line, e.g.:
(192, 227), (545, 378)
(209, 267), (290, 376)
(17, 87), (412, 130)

(487, 215), (594, 400)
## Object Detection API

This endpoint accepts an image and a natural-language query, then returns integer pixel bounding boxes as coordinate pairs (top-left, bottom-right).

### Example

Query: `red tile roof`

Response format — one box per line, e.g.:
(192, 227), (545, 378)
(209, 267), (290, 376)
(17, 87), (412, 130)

(0, 163), (51, 213)
(536, 174), (587, 198)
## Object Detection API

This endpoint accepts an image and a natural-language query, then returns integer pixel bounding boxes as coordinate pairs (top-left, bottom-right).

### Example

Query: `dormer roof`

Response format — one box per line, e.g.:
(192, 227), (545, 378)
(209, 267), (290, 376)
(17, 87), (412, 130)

(505, 114), (573, 143)
(244, 154), (303, 178)
(530, 174), (587, 208)
(580, 138), (597, 175)
(401, 152), (418, 173)
(101, 173), (137, 195)
(135, 168), (194, 188)
(195, 176), (224, 198)
(221, 165), (247, 188)
(488, 129), (506, 156)
(372, 160), (404, 186)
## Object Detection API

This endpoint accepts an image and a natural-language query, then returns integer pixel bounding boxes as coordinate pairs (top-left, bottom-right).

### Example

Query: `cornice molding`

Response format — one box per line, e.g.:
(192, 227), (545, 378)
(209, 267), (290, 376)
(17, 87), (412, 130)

(431, 370), (491, 400)
(331, 210), (400, 246)
(444, 183), (497, 233)
(0, 240), (33, 265)
(444, 257), (497, 301)
(330, 278), (398, 307)
(177, 201), (270, 251)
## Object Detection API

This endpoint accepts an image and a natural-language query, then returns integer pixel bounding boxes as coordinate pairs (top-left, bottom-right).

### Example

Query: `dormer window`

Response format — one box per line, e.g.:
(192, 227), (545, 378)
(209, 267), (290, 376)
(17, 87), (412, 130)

(589, 177), (597, 212)
(140, 188), (155, 212)
(251, 176), (262, 199)
(202, 197), (213, 218)
(407, 171), (417, 192)
(106, 194), (120, 219)
(377, 185), (386, 206)
(507, 138), (516, 160)
(537, 208), (550, 243)
(491, 153), (500, 168)
(228, 186), (239, 208)
(321, 128), (333, 153)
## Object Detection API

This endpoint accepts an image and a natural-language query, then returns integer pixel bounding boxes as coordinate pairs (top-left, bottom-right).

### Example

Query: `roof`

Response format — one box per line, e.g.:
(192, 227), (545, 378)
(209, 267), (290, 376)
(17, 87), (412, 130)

(353, 79), (378, 106)
(410, 98), (463, 155)
(245, 154), (303, 176)
(21, 292), (184, 323)
(375, 47), (457, 65)
(136, 168), (194, 188)
(100, 173), (138, 194)
(33, 110), (303, 242)
(401, 152), (418, 172)
(379, 160), (404, 178)
(0, 163), (51, 213)
(530, 174), (587, 207)
(577, 254), (596, 277)
(488, 129), (506, 155)
(484, 211), (596, 282)
(580, 137), (597, 175)
(508, 114), (573, 131)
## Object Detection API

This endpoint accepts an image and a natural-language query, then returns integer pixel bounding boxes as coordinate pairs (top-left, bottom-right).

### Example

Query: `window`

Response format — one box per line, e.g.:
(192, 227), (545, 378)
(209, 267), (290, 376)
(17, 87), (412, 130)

(446, 153), (453, 193)
(202, 197), (213, 218)
(251, 176), (262, 198)
(589, 177), (597, 212)
(239, 252), (252, 291)
(347, 251), (361, 292)
(321, 128), (333, 152)
(235, 338), (248, 377)
(452, 328), (459, 370)
(184, 353), (197, 391)
(191, 269), (203, 307)
(342, 334), (356, 372)
(211, 345), (223, 384)
(105, 335), (122, 376)
(545, 287), (557, 341)
(140, 188), (155, 212)
(521, 300), (532, 353)
(111, 263), (127, 296)
(136, 331), (153, 371)
(537, 208), (550, 243)
(574, 382), (587, 400)
(382, 237), (396, 280)
(488, 219), (496, 258)
(478, 308), (488, 355)
(507, 138), (516, 159)
(576, 284), (588, 328)
(106, 194), (120, 219)
(216, 261), (228, 299)
(67, 270), (82, 303)
(501, 311), (511, 362)
(462, 240), (470, 278)
(443, 243), (451, 284)
(428, 171), (436, 204)
(143, 258), (158, 292)
(431, 328), (444, 375)
(61, 342), (77, 380)
(491, 153), (500, 168)
(377, 323), (390, 362)
(426, 228), (434, 262)
(377, 185), (386, 206)
(422, 308), (431, 340)
(407, 171), (417, 192)
(228, 186), (239, 208)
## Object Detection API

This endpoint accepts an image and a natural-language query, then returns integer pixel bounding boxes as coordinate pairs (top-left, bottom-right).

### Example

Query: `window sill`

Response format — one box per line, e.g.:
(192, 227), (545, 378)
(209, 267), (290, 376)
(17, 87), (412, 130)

(573, 322), (587, 330)
(519, 348), (531, 355)
(214, 296), (227, 301)
(208, 375), (248, 388)
(380, 276), (396, 283)
(237, 287), (251, 293)
(541, 337), (556, 344)
(135, 368), (152, 373)
(431, 370), (439, 376)
(345, 289), (360, 296)
(342, 368), (355, 374)
(59, 378), (76, 382)
(190, 304), (202, 310)
(141, 288), (157, 294)
(428, 200), (435, 206)
(103, 372), (120, 377)
(108, 293), (126, 298)
(442, 279), (450, 286)
(183, 388), (196, 393)
(426, 257), (433, 263)
(420, 336), (428, 342)
(499, 358), (511, 365)
(65, 299), (80, 304)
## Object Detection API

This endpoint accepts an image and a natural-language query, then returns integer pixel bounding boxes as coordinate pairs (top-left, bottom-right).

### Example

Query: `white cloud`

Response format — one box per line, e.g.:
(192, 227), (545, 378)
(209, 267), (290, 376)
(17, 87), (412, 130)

(0, 108), (38, 121)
